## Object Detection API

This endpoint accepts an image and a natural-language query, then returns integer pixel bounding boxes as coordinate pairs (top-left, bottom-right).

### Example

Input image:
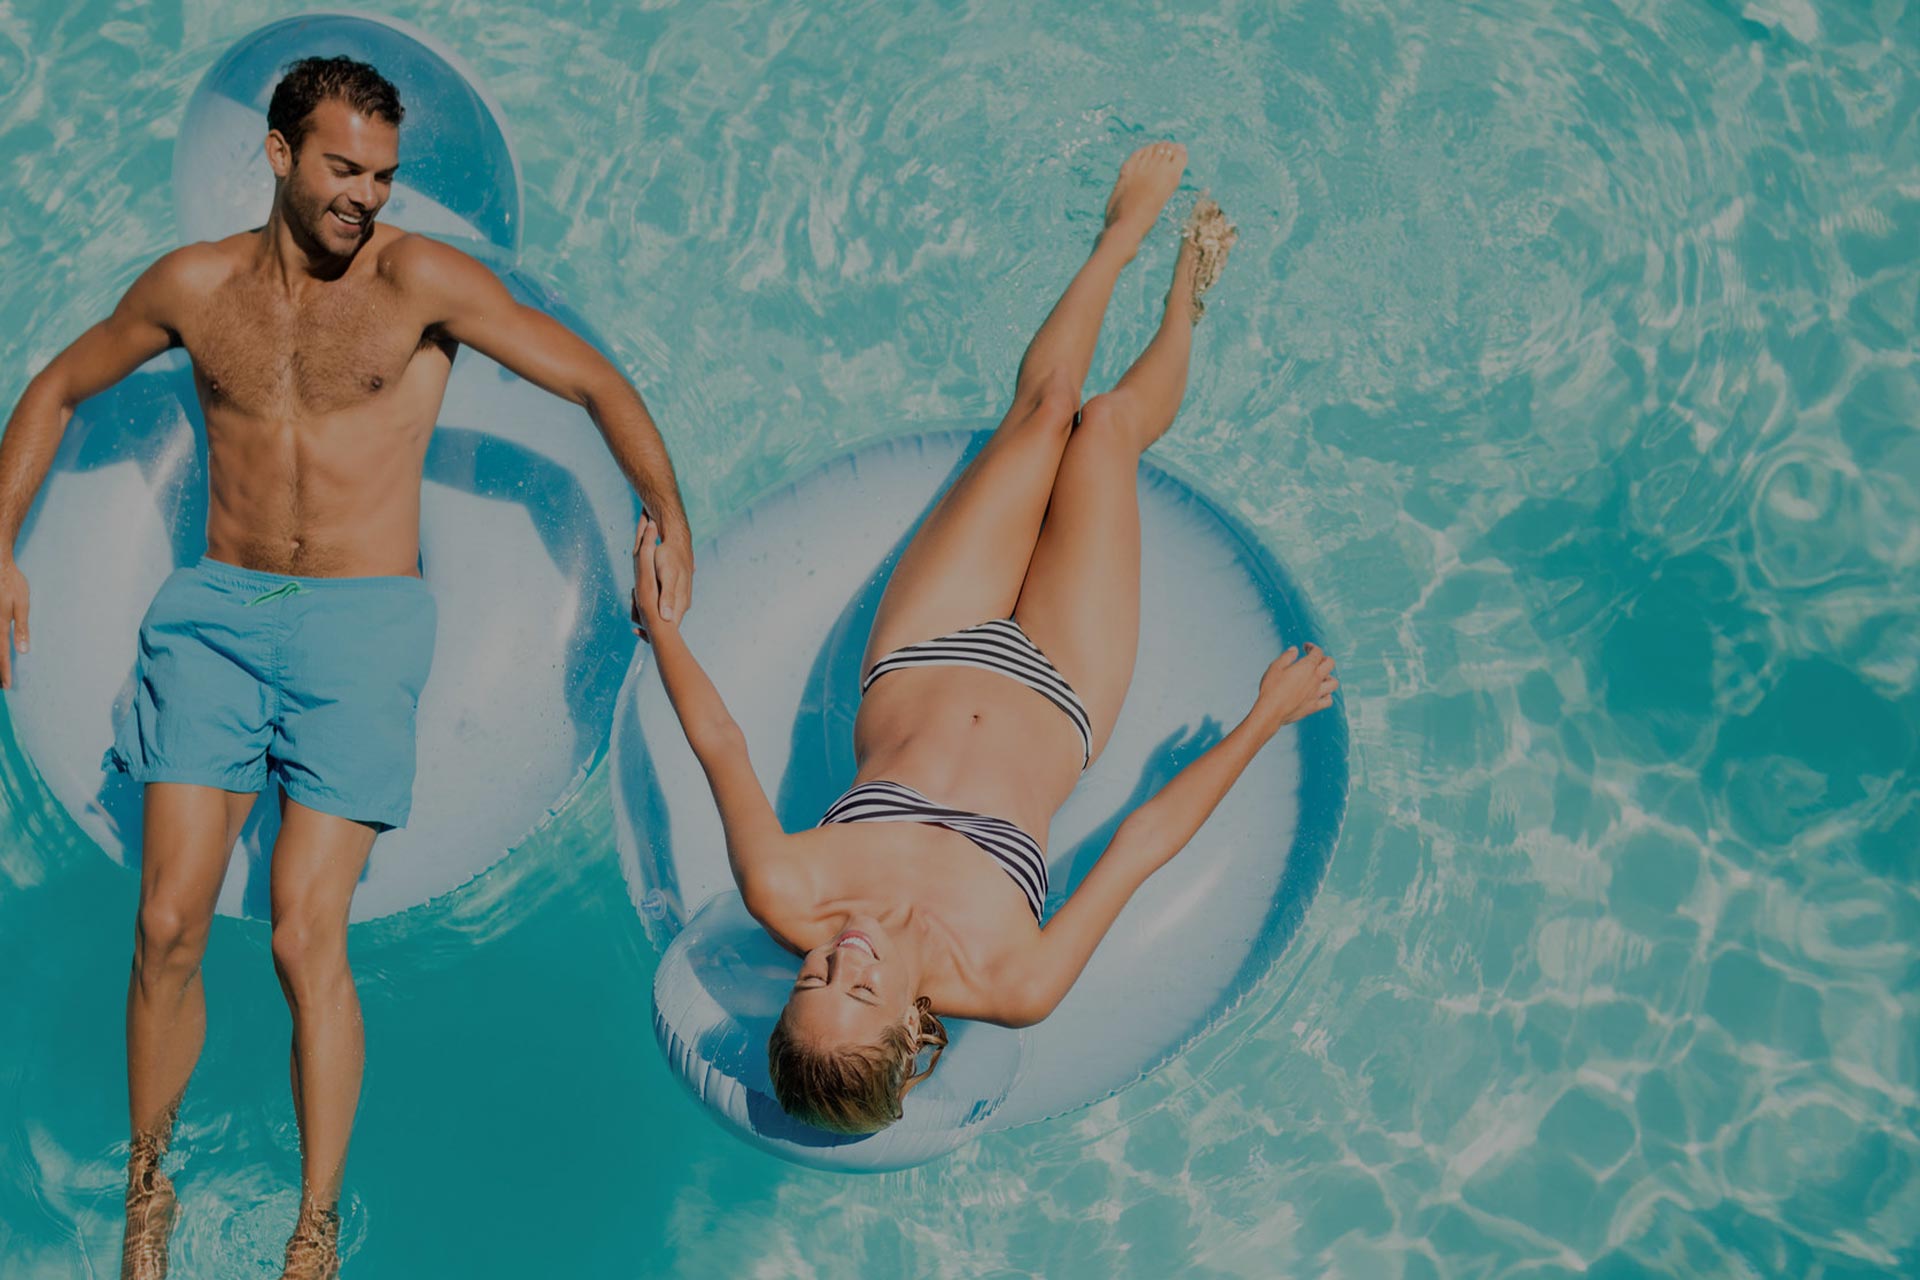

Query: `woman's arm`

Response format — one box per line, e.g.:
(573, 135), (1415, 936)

(632, 518), (789, 898)
(1002, 645), (1338, 1025)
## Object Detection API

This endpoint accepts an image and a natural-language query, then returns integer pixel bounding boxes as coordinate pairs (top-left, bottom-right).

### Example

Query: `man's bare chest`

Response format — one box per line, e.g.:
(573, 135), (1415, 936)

(184, 278), (433, 418)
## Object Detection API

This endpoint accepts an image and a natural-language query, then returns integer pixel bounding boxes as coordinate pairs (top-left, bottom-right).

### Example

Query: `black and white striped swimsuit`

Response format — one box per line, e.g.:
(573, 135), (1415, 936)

(817, 618), (1093, 922)
(820, 780), (1048, 922)
(861, 618), (1093, 769)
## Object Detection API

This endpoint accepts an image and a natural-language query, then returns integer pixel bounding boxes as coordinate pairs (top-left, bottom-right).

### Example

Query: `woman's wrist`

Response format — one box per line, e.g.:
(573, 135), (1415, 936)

(1240, 703), (1284, 745)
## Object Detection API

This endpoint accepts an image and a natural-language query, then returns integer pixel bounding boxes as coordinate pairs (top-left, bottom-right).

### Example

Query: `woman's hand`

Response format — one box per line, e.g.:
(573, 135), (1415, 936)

(631, 515), (672, 644)
(1249, 643), (1338, 737)
(1025, 642), (1337, 1025)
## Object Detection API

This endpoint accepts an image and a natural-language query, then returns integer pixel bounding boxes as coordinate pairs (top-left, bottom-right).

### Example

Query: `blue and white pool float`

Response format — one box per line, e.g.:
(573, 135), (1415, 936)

(7, 12), (638, 921)
(614, 431), (1349, 1171)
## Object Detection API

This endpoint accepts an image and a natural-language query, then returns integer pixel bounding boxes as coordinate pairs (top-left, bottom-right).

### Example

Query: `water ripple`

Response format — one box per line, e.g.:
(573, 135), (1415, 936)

(0, 0), (1916, 1276)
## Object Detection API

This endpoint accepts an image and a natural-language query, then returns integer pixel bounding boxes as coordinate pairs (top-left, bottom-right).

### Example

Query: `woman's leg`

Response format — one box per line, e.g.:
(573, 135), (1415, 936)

(1014, 199), (1235, 762)
(863, 144), (1188, 670)
(1012, 141), (1189, 401)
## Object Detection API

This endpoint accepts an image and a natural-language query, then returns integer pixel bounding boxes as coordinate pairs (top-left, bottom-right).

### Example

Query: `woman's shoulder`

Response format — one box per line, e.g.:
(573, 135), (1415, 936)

(736, 824), (887, 948)
(918, 894), (1046, 1025)
(925, 935), (1045, 1026)
(734, 830), (828, 952)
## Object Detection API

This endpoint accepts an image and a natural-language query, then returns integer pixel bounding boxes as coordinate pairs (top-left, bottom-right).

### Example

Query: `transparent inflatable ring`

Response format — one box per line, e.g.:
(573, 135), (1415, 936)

(8, 12), (640, 921)
(613, 429), (1349, 1171)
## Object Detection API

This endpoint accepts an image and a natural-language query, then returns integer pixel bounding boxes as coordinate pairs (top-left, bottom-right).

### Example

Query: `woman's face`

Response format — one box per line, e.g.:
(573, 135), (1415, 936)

(783, 915), (914, 1048)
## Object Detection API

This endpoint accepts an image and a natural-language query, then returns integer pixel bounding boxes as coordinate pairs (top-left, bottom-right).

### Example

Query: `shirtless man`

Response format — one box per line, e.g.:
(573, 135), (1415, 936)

(0, 57), (693, 1278)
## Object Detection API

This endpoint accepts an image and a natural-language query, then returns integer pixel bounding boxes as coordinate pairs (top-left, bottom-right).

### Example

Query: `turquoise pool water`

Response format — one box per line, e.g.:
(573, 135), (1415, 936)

(3, 0), (1917, 1275)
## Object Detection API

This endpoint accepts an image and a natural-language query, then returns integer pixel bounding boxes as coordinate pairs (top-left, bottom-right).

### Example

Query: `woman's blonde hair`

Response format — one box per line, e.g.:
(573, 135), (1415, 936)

(767, 996), (949, 1134)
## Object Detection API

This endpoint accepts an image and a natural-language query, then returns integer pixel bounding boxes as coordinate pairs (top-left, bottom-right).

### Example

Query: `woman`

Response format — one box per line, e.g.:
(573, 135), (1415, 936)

(633, 143), (1339, 1134)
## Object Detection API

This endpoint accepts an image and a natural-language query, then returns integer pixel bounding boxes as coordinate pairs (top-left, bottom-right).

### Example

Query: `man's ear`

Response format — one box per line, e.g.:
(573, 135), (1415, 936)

(265, 129), (293, 180)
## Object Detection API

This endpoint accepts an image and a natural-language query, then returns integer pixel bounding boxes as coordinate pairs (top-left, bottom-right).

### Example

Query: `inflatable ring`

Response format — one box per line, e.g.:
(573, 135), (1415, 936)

(613, 430), (1349, 1171)
(6, 13), (638, 922)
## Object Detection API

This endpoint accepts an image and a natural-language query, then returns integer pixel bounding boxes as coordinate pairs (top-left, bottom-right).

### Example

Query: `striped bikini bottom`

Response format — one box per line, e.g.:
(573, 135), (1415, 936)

(861, 617), (1093, 770)
(820, 780), (1047, 922)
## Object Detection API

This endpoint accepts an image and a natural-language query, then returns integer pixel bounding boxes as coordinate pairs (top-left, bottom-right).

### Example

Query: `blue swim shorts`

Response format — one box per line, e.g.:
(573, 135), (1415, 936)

(104, 557), (438, 832)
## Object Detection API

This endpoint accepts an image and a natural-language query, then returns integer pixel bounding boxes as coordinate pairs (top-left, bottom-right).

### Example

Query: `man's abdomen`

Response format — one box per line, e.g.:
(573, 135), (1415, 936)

(201, 406), (435, 578)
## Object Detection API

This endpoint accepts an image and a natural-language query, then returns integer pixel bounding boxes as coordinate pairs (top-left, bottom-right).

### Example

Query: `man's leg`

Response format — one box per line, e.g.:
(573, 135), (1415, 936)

(266, 795), (377, 1279)
(123, 783), (256, 1280)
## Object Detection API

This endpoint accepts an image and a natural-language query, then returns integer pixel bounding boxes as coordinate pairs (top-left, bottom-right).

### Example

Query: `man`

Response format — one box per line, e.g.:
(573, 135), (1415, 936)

(0, 57), (693, 1278)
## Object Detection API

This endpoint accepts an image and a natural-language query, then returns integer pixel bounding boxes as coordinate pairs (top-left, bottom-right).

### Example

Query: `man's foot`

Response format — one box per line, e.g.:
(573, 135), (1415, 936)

(280, 1202), (342, 1280)
(1178, 193), (1237, 322)
(1103, 141), (1188, 252)
(120, 1141), (177, 1280)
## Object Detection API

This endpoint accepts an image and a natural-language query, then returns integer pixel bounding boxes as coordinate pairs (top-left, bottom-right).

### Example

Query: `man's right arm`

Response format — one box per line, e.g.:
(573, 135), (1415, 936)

(0, 249), (194, 688)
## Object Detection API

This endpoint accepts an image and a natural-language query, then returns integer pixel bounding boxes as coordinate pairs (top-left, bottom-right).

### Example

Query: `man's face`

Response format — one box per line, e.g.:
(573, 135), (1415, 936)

(267, 98), (399, 256)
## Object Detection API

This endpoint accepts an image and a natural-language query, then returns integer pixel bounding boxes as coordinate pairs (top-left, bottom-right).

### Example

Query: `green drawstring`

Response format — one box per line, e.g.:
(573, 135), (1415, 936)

(244, 581), (305, 607)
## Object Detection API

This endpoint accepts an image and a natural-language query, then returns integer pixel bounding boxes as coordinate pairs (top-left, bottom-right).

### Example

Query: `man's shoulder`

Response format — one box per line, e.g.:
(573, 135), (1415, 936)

(138, 236), (246, 301)
(375, 228), (493, 290)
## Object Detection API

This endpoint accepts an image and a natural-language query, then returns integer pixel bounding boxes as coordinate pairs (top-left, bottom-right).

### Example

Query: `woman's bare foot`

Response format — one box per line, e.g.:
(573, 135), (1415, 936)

(1179, 193), (1237, 322)
(120, 1137), (177, 1280)
(280, 1202), (342, 1280)
(1251, 644), (1339, 733)
(1103, 141), (1188, 253)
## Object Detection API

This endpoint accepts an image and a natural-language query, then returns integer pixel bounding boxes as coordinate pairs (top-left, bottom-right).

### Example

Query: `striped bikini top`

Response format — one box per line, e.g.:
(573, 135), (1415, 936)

(819, 780), (1048, 922)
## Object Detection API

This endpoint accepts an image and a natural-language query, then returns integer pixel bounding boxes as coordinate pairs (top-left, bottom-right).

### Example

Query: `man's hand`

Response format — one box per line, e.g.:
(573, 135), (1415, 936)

(648, 521), (694, 624)
(630, 516), (679, 644)
(0, 556), (29, 691)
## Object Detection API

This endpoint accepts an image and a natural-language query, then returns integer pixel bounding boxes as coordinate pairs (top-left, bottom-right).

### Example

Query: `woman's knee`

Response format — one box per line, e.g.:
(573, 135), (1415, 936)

(1013, 370), (1082, 431)
(1072, 392), (1147, 454)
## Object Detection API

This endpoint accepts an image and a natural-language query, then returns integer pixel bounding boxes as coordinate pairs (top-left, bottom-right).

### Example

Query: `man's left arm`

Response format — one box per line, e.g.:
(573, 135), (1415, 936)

(397, 234), (694, 620)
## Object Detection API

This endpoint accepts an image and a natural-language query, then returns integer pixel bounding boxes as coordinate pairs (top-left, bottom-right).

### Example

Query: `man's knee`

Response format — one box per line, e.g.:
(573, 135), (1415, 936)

(134, 897), (212, 981)
(269, 910), (348, 1002)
